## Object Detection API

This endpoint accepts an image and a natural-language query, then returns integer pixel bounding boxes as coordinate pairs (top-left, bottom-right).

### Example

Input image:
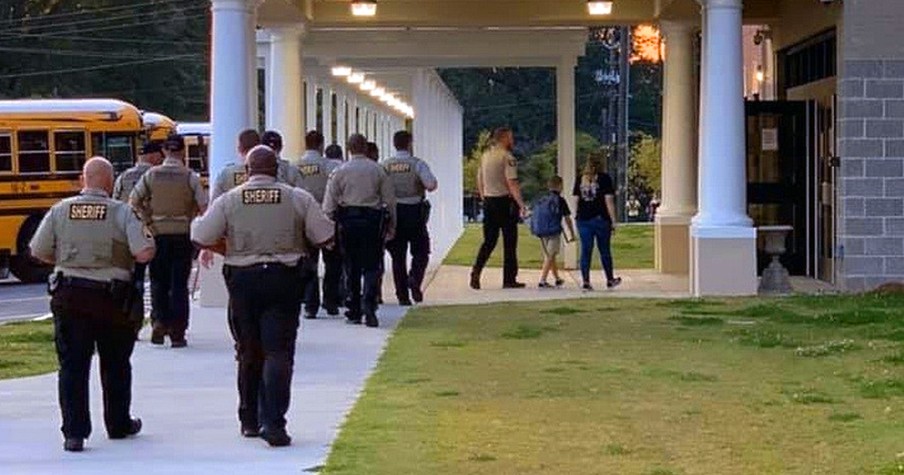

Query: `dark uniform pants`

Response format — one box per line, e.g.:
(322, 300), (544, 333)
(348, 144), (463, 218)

(338, 208), (384, 318)
(386, 203), (431, 301)
(302, 247), (343, 315)
(473, 196), (520, 284)
(224, 263), (304, 432)
(51, 284), (136, 439)
(149, 234), (193, 338)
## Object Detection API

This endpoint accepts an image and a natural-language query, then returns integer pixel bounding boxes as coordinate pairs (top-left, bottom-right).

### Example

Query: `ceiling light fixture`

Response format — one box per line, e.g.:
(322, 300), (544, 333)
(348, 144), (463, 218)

(331, 66), (352, 77)
(360, 80), (376, 91)
(587, 1), (613, 15)
(371, 87), (386, 98)
(351, 0), (377, 17)
(347, 72), (365, 84)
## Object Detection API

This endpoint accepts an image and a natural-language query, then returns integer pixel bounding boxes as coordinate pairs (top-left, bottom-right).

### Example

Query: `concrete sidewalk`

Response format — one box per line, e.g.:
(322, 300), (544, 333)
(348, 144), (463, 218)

(0, 304), (405, 474)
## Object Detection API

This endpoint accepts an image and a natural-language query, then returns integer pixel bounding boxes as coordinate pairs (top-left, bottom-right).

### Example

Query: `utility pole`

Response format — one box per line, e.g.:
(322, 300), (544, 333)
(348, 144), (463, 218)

(616, 26), (631, 222)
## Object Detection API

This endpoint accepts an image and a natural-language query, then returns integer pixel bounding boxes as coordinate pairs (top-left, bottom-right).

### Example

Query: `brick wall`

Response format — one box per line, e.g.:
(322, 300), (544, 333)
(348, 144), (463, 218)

(839, 60), (904, 290)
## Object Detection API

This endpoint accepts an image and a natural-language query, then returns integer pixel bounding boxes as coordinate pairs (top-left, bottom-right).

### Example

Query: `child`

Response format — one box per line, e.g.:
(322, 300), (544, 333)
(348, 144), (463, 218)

(531, 176), (575, 288)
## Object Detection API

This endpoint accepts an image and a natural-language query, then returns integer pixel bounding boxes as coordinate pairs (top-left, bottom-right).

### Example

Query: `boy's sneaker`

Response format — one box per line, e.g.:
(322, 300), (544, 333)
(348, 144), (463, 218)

(554, 279), (565, 288)
(582, 283), (594, 292)
(607, 277), (623, 289)
(538, 281), (552, 289)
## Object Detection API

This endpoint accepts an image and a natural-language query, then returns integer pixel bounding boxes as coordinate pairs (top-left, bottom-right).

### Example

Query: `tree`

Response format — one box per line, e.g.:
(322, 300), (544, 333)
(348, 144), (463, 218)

(462, 130), (492, 195)
(628, 132), (662, 197)
(521, 132), (604, 202)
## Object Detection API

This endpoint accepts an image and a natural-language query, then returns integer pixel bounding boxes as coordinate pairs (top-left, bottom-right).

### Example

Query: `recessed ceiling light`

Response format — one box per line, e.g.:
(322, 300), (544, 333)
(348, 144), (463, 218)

(351, 0), (377, 17)
(587, 1), (613, 16)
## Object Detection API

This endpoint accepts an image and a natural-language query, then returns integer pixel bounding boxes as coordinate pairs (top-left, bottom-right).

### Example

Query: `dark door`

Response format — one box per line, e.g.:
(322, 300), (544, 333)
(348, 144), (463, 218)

(745, 101), (810, 276)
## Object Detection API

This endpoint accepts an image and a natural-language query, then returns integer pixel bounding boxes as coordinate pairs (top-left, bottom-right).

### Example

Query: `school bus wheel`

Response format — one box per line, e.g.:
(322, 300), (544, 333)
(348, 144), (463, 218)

(9, 217), (52, 284)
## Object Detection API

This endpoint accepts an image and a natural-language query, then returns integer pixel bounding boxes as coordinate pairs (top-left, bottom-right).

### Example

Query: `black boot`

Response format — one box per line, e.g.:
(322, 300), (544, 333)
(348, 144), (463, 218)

(63, 438), (84, 452)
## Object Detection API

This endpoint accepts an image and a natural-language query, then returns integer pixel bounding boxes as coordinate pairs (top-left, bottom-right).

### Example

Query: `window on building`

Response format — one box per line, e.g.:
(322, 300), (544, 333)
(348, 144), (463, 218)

(17, 130), (51, 174)
(0, 134), (12, 172)
(778, 29), (837, 92)
(54, 131), (87, 173)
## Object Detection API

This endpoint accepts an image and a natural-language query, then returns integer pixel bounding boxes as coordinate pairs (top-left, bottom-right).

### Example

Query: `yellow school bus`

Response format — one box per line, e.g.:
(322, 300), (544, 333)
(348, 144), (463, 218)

(142, 111), (177, 143)
(176, 122), (210, 188)
(0, 99), (143, 282)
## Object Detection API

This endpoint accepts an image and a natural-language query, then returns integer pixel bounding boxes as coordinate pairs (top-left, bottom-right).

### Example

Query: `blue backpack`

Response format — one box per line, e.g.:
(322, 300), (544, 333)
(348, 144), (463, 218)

(529, 193), (563, 237)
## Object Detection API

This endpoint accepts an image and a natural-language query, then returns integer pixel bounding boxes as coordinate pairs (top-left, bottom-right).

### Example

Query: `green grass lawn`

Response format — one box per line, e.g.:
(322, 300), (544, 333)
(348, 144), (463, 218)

(0, 320), (56, 380)
(443, 223), (654, 270)
(323, 294), (904, 474)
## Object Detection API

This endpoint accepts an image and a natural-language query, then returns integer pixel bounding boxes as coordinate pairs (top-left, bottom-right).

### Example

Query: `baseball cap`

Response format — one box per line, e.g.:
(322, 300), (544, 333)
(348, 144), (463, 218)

(163, 133), (185, 152)
(141, 141), (163, 155)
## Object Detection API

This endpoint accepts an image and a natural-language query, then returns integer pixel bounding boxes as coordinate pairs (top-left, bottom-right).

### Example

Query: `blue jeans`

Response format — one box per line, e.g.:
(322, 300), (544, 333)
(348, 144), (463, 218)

(576, 216), (615, 284)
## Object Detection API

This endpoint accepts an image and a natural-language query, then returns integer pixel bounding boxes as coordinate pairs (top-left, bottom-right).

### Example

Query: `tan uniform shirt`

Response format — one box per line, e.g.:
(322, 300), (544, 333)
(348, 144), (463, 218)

(130, 158), (208, 230)
(212, 160), (303, 201)
(277, 158), (304, 189)
(112, 162), (152, 202)
(29, 188), (155, 282)
(383, 151), (438, 205)
(297, 150), (342, 204)
(191, 175), (335, 267)
(478, 146), (518, 198)
(323, 155), (397, 234)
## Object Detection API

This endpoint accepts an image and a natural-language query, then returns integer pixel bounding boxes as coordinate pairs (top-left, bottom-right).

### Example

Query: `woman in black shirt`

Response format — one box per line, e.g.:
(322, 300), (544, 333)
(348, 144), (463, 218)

(573, 155), (621, 290)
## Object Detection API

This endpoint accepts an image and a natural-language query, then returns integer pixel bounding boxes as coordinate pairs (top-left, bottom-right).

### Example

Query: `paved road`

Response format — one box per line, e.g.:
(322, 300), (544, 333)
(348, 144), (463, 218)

(0, 279), (49, 324)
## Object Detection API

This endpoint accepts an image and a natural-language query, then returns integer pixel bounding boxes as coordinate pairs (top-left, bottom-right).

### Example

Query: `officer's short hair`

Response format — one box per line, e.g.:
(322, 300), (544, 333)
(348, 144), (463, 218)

(305, 130), (324, 150)
(347, 134), (368, 155)
(492, 127), (513, 142)
(366, 142), (379, 161)
(238, 129), (261, 153)
(246, 145), (277, 175)
(393, 131), (412, 151)
(261, 130), (283, 152)
(548, 175), (563, 190)
(325, 144), (343, 160)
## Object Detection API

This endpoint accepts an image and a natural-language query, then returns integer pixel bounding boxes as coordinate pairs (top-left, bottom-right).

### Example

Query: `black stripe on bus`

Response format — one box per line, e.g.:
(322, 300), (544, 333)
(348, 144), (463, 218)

(0, 174), (80, 183)
(0, 191), (78, 201)
(0, 207), (47, 217)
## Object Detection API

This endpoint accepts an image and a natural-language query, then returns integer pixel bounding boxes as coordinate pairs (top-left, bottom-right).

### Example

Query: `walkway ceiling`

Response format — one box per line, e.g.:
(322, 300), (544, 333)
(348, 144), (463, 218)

(259, 0), (783, 28)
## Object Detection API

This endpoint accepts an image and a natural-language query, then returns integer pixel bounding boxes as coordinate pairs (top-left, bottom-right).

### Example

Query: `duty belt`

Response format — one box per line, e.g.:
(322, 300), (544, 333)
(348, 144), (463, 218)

(225, 261), (298, 271)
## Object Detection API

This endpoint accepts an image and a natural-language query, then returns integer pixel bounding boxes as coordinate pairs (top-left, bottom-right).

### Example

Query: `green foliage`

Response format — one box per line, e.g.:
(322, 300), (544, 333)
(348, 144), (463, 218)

(0, 0), (210, 120)
(462, 130), (491, 195)
(629, 132), (662, 196)
(521, 131), (604, 201)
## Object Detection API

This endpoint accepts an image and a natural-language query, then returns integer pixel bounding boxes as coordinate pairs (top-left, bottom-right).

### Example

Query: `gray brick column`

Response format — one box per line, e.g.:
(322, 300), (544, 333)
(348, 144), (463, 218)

(839, 59), (904, 290)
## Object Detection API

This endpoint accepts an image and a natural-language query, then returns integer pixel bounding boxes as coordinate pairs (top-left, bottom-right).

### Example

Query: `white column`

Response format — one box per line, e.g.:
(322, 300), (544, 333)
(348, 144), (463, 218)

(205, 0), (257, 307)
(247, 9), (259, 129)
(266, 25), (304, 162)
(557, 58), (578, 268)
(349, 95), (359, 135)
(323, 86), (334, 145)
(336, 90), (347, 147)
(305, 79), (317, 132)
(656, 21), (698, 274)
(690, 0), (757, 296)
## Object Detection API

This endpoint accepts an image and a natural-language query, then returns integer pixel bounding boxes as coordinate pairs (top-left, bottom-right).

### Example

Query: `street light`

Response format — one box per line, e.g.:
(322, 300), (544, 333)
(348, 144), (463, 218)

(351, 0), (377, 17)
(587, 1), (614, 15)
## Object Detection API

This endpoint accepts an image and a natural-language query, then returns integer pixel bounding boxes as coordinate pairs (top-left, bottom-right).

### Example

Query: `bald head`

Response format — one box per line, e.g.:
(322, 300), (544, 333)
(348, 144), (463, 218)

(245, 145), (278, 177)
(82, 157), (114, 195)
(347, 134), (368, 156)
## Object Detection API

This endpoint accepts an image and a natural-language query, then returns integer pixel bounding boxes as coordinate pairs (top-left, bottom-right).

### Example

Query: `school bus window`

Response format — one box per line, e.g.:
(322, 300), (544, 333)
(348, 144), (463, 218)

(54, 131), (87, 173)
(93, 132), (135, 173)
(106, 134), (135, 173)
(17, 130), (51, 174)
(0, 134), (12, 172)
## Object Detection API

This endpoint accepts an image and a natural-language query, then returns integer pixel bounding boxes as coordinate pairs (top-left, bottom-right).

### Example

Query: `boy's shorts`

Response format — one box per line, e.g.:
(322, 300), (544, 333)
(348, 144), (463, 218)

(540, 235), (561, 258)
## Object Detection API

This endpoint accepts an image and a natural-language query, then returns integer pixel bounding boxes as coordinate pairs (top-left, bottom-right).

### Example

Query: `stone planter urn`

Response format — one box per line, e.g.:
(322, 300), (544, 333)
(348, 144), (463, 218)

(758, 225), (794, 295)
